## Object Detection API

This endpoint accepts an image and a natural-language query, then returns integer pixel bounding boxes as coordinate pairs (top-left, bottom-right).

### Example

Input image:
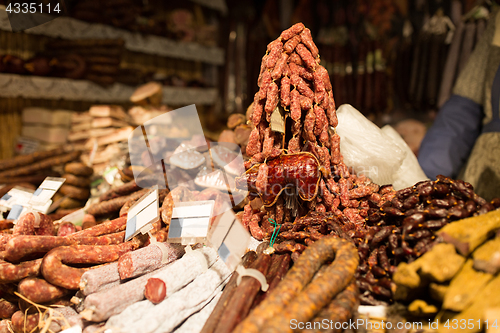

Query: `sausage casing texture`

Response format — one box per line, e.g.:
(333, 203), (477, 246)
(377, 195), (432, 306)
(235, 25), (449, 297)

(289, 62), (314, 81)
(291, 73), (314, 99)
(0, 299), (18, 319)
(246, 127), (262, 157)
(280, 23), (305, 40)
(290, 89), (302, 122)
(68, 216), (127, 238)
(265, 40), (283, 69)
(18, 277), (69, 303)
(99, 180), (141, 202)
(271, 53), (288, 80)
(118, 242), (185, 280)
(64, 162), (93, 176)
(252, 93), (264, 125)
(300, 28), (319, 58)
(280, 76), (291, 108)
(63, 173), (91, 188)
(296, 43), (317, 71)
(304, 108), (316, 142)
(233, 236), (358, 333)
(283, 35), (301, 54)
(303, 280), (359, 333)
(87, 189), (148, 217)
(0, 259), (42, 283)
(313, 104), (327, 137)
(13, 212), (54, 236)
(264, 82), (279, 114)
(41, 241), (139, 289)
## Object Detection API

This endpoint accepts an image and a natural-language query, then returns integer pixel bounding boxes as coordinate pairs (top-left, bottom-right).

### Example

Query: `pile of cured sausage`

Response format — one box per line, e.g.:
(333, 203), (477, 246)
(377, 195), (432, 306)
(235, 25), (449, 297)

(0, 178), (237, 332)
(0, 213), (141, 332)
(234, 22), (500, 309)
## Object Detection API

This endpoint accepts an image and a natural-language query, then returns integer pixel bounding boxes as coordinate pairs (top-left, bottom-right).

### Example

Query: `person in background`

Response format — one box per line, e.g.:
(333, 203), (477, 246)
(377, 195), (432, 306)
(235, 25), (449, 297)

(418, 8), (500, 201)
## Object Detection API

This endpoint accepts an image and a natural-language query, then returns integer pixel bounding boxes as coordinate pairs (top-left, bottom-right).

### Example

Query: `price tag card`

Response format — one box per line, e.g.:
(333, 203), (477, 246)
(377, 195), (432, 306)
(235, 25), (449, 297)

(0, 187), (34, 209)
(167, 200), (215, 245)
(209, 208), (250, 271)
(6, 204), (26, 221)
(125, 187), (159, 241)
(29, 177), (66, 207)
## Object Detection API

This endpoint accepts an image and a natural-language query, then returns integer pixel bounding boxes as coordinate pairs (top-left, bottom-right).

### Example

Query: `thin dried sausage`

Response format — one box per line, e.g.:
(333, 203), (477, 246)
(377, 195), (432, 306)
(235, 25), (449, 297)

(41, 241), (140, 289)
(18, 277), (69, 303)
(280, 23), (305, 40)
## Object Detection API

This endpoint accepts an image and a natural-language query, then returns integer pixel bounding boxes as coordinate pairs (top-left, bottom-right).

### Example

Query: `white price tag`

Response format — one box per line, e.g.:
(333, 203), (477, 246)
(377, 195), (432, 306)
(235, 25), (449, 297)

(209, 208), (250, 271)
(6, 204), (26, 221)
(29, 177), (66, 207)
(168, 200), (214, 245)
(0, 187), (33, 209)
(125, 187), (159, 241)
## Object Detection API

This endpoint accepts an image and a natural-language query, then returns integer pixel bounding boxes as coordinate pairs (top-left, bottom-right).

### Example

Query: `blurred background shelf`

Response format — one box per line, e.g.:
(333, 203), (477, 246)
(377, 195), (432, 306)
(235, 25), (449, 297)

(0, 7), (224, 65)
(0, 73), (218, 105)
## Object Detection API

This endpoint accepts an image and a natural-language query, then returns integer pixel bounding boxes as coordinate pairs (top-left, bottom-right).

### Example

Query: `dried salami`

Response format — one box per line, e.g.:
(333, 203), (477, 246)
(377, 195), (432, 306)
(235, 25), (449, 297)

(291, 74), (314, 99)
(280, 23), (305, 40)
(284, 35), (301, 54)
(271, 53), (288, 80)
(18, 277), (69, 303)
(264, 82), (279, 114)
(290, 89), (301, 122)
(299, 28), (319, 58)
(118, 242), (185, 280)
(280, 76), (291, 108)
(295, 43), (317, 71)
(304, 108), (316, 142)
(41, 241), (140, 289)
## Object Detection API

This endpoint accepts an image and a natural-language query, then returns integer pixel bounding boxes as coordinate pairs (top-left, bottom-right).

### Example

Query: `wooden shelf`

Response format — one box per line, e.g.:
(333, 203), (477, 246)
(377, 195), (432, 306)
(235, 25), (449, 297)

(0, 7), (225, 65)
(0, 74), (218, 105)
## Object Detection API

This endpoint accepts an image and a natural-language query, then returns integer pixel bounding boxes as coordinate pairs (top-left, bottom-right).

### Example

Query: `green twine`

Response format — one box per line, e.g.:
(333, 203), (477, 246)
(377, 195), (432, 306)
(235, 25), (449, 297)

(269, 218), (281, 248)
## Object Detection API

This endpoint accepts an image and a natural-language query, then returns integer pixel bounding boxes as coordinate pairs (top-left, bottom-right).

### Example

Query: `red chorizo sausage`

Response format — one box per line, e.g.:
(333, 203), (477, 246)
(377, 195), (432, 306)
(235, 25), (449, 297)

(300, 28), (319, 58)
(264, 82), (279, 114)
(13, 212), (54, 236)
(290, 89), (301, 122)
(280, 76), (291, 108)
(291, 73), (314, 99)
(280, 23), (305, 41)
(0, 259), (42, 283)
(18, 277), (69, 303)
(289, 62), (314, 81)
(265, 40), (283, 69)
(284, 35), (301, 54)
(41, 241), (140, 290)
(296, 43), (317, 71)
(271, 52), (288, 80)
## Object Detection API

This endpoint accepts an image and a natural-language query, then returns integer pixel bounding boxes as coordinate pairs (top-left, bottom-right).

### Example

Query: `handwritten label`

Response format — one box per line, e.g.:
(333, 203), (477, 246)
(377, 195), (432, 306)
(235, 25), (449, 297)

(125, 187), (159, 241)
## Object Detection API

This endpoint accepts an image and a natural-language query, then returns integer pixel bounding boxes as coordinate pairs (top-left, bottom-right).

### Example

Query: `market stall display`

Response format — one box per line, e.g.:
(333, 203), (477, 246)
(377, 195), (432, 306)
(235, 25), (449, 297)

(1, 16), (500, 333)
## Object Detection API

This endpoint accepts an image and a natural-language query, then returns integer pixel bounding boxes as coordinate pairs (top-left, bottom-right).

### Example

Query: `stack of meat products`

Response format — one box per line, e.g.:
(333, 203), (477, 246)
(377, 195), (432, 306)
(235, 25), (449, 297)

(240, 22), (380, 243)
(57, 162), (94, 210)
(0, 212), (144, 332)
(237, 23), (500, 309)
